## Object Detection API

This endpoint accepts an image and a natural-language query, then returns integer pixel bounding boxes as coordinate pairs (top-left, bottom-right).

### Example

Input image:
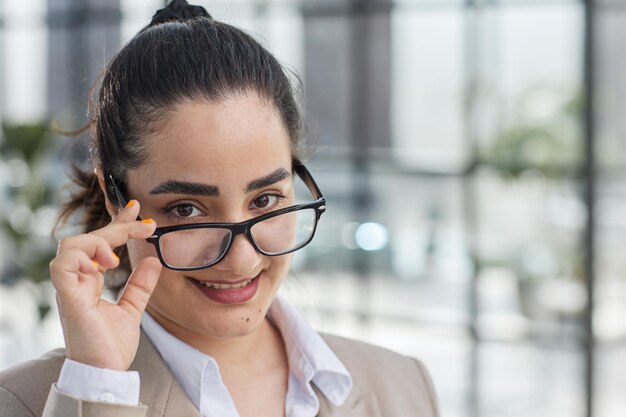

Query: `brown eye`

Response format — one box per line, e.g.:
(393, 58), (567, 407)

(164, 203), (204, 221)
(176, 204), (194, 217)
(250, 194), (284, 211)
(253, 195), (270, 208)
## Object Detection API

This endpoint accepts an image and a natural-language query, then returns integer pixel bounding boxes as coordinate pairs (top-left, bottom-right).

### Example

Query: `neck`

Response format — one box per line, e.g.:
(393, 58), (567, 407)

(145, 307), (285, 373)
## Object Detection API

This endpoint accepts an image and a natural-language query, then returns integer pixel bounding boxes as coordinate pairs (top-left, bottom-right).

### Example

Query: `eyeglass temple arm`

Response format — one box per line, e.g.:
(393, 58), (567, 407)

(293, 160), (324, 200)
(106, 174), (149, 226)
(105, 173), (130, 208)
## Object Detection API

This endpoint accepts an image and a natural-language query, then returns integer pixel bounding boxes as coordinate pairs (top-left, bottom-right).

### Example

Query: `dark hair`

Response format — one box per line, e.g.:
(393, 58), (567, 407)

(56, 2), (307, 288)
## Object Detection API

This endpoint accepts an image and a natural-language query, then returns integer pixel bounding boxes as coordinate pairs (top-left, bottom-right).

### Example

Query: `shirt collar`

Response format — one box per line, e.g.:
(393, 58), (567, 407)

(141, 312), (213, 411)
(141, 296), (352, 414)
(267, 295), (353, 407)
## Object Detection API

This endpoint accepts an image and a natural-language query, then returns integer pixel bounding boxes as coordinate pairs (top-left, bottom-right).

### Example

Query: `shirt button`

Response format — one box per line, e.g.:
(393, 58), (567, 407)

(98, 392), (116, 402)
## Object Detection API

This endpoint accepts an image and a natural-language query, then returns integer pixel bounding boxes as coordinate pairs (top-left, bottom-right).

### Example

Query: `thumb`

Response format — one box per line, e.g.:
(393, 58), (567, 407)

(117, 257), (162, 320)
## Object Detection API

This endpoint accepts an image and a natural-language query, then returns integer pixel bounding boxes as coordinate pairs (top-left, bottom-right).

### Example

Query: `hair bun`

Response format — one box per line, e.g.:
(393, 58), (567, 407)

(149, 0), (212, 26)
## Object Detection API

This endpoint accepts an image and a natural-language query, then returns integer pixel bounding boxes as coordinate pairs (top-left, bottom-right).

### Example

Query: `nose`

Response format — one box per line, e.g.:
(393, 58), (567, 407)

(213, 232), (262, 276)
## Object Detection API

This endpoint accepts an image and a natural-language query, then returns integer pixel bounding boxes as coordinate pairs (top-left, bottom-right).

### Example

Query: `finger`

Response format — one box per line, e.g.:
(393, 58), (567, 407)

(91, 201), (157, 249)
(117, 257), (162, 320)
(93, 260), (108, 274)
(90, 219), (156, 251)
(77, 269), (105, 298)
(111, 199), (140, 223)
(57, 234), (120, 269)
(50, 248), (101, 296)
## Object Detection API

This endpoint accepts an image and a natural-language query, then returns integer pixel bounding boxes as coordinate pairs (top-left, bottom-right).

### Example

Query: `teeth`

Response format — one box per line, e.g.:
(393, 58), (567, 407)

(193, 278), (253, 290)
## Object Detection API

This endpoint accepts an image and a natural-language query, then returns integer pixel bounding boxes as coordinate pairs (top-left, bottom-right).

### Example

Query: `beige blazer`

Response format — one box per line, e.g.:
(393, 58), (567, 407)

(0, 332), (439, 417)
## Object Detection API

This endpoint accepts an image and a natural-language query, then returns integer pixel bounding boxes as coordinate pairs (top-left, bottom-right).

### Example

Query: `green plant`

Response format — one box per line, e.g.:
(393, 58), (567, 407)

(1, 121), (59, 317)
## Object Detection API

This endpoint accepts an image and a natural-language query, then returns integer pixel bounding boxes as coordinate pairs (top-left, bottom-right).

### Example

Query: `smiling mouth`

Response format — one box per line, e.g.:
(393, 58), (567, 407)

(187, 276), (257, 290)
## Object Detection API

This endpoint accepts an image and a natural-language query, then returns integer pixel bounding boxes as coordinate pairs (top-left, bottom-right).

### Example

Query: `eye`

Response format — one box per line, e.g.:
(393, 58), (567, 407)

(252, 195), (272, 209)
(166, 203), (204, 218)
(251, 194), (283, 210)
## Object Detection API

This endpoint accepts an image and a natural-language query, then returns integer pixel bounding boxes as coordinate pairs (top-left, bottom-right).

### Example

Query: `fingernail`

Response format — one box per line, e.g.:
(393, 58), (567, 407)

(112, 253), (120, 262)
(141, 218), (154, 224)
(92, 260), (99, 268)
(125, 200), (136, 209)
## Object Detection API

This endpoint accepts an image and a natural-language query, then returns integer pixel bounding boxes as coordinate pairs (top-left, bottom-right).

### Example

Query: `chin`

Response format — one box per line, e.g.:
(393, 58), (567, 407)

(196, 312), (265, 340)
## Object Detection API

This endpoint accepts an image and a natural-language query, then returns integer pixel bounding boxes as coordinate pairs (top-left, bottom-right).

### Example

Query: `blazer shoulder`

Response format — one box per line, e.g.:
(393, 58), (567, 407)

(321, 333), (408, 359)
(0, 348), (66, 417)
(321, 332), (426, 373)
(320, 333), (440, 417)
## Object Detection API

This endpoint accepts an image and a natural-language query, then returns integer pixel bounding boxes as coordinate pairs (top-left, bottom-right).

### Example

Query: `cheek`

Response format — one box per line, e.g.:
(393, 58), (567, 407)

(269, 253), (292, 282)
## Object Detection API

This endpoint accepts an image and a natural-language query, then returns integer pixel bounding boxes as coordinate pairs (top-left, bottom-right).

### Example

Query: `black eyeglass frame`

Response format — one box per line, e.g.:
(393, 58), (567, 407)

(104, 160), (326, 271)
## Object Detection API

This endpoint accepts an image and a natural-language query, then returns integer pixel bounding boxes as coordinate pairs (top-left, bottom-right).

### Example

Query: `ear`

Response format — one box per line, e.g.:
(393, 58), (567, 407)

(94, 166), (121, 219)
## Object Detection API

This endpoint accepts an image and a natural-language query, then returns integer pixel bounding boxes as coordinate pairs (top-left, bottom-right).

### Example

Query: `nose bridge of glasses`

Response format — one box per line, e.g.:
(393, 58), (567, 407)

(220, 223), (262, 263)
(229, 221), (250, 237)
(226, 221), (257, 250)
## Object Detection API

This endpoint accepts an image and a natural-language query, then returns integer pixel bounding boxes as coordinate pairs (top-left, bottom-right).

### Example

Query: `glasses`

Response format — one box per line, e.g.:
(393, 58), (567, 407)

(104, 161), (326, 271)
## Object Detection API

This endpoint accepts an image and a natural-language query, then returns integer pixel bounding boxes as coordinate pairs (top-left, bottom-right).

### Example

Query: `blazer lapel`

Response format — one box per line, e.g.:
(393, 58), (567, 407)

(162, 382), (201, 417)
(130, 330), (201, 417)
(130, 331), (384, 417)
(315, 385), (382, 417)
(346, 393), (382, 417)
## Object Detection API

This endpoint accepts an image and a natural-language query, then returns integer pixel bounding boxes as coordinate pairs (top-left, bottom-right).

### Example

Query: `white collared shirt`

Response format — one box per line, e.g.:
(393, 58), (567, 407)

(57, 296), (352, 417)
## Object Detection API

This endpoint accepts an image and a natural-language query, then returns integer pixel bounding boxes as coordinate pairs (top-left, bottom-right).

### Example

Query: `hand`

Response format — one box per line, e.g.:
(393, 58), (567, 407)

(50, 201), (162, 371)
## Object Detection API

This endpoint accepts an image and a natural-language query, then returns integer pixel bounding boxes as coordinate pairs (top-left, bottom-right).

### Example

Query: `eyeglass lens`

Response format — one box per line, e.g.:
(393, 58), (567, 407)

(157, 207), (317, 269)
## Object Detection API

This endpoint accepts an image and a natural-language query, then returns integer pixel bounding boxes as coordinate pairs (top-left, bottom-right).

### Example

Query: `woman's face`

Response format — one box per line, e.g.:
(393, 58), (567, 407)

(123, 92), (294, 343)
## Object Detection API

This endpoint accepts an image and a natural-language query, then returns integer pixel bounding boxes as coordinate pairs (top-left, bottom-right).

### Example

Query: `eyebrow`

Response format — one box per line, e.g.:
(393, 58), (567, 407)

(244, 168), (291, 193)
(150, 181), (219, 197)
(148, 168), (291, 197)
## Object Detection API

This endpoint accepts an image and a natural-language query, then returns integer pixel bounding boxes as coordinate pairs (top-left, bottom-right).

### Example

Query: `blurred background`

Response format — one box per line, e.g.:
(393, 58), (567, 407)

(0, 0), (624, 416)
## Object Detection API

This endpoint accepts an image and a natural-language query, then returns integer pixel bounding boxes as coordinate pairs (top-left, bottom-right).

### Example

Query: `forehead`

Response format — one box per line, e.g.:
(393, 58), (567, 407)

(137, 93), (293, 183)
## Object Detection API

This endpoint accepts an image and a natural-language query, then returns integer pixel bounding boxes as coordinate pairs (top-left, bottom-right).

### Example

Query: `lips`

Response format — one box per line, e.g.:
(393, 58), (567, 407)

(186, 274), (260, 304)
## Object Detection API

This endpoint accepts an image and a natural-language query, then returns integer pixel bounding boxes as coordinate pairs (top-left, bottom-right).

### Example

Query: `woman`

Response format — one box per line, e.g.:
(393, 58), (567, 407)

(0, 1), (439, 416)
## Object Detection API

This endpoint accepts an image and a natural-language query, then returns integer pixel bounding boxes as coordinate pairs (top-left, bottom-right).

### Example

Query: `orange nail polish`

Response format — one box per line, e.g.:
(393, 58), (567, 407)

(112, 253), (120, 262)
(141, 218), (154, 224)
(92, 260), (99, 268)
(125, 200), (136, 209)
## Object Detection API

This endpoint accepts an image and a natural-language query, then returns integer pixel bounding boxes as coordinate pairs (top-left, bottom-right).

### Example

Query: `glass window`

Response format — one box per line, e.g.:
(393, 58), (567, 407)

(391, 8), (466, 170)
(3, 0), (47, 123)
